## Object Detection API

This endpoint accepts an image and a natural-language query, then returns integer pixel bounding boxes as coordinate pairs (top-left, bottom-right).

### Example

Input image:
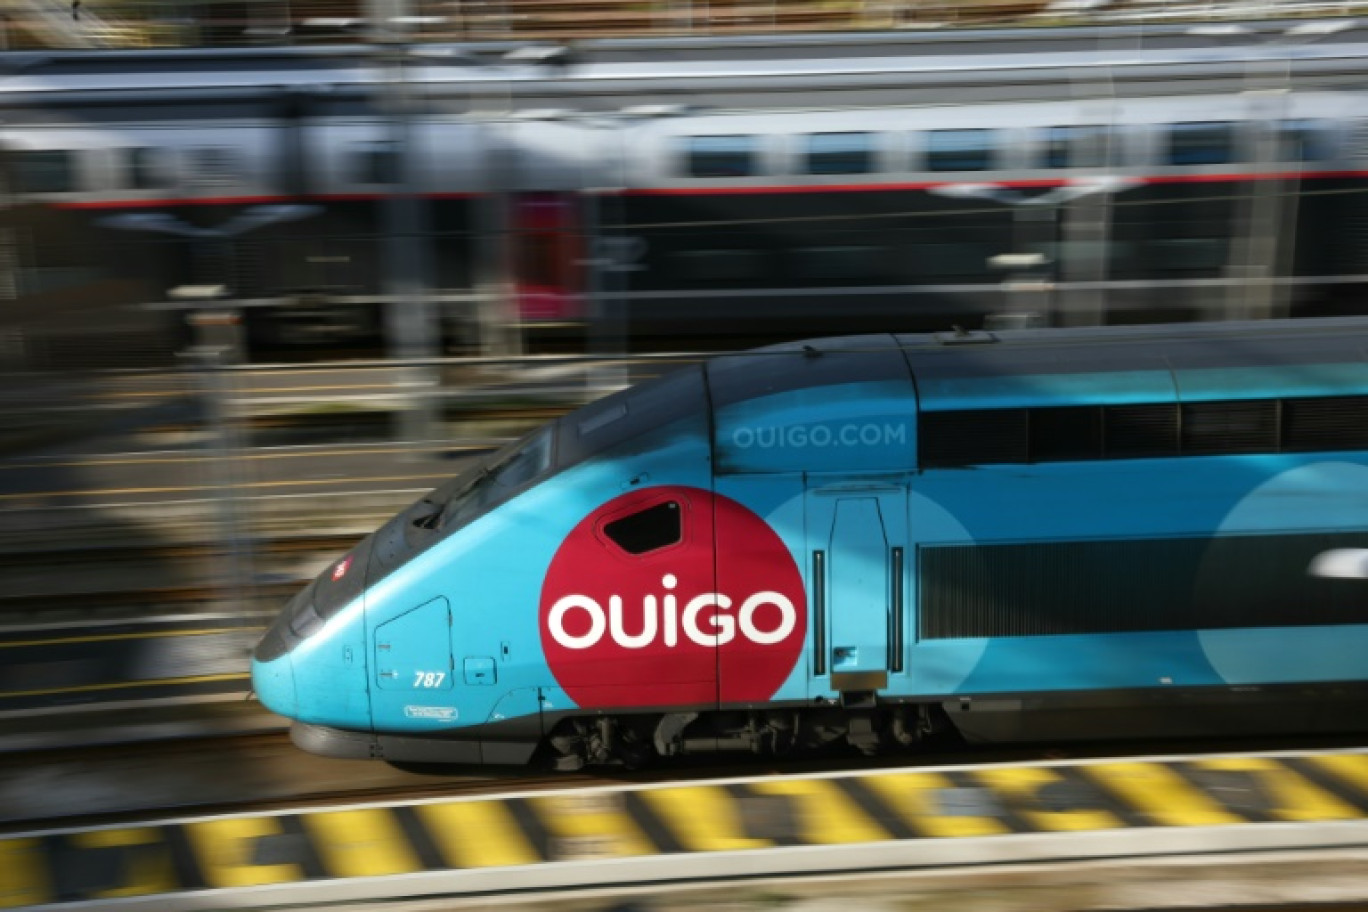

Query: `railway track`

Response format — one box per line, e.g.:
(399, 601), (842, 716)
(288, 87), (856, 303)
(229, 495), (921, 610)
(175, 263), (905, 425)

(6, 726), (1368, 834)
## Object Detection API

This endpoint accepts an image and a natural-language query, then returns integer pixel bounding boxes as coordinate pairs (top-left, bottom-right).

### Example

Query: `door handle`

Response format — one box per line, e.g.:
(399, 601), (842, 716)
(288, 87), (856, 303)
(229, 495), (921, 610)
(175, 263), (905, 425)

(812, 550), (826, 676)
(890, 546), (904, 673)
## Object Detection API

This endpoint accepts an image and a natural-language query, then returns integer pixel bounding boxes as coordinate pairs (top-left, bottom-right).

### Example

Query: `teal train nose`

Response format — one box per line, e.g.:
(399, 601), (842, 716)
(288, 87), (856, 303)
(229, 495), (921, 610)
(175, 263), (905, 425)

(251, 654), (297, 718)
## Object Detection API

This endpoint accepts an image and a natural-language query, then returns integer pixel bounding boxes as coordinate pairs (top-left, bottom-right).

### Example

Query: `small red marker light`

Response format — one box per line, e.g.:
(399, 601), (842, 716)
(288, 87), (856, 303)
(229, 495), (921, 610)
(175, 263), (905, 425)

(332, 556), (352, 581)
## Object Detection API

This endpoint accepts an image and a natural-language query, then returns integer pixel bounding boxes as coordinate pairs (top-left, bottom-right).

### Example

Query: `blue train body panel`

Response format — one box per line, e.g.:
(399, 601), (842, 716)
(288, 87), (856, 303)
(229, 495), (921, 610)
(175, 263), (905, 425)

(252, 318), (1368, 765)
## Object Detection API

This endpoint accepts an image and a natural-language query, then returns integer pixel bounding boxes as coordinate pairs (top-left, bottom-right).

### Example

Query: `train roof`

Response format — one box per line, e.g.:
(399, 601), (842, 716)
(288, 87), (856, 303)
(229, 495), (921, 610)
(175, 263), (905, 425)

(903, 317), (1368, 409)
(8, 18), (1368, 74)
(5, 19), (1368, 104)
(705, 317), (1368, 414)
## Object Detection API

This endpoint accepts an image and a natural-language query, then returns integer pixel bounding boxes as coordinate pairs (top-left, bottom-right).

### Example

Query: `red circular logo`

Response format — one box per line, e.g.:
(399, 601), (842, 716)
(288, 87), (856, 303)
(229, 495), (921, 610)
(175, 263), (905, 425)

(539, 486), (806, 708)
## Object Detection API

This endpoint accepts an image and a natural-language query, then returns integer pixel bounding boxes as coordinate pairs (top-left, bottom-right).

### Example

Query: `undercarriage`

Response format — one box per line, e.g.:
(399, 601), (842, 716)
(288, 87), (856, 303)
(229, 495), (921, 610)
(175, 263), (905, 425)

(542, 703), (952, 771)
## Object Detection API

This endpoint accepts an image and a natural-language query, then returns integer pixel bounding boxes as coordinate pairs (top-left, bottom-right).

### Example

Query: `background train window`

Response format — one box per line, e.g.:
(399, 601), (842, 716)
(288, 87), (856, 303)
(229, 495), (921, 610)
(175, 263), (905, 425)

(1043, 125), (1109, 169)
(1167, 122), (1237, 166)
(188, 146), (241, 185)
(804, 132), (875, 174)
(791, 245), (885, 281)
(129, 147), (166, 190)
(683, 136), (758, 178)
(1148, 237), (1228, 272)
(925, 129), (996, 171)
(603, 501), (681, 555)
(1279, 119), (1329, 162)
(11, 150), (75, 194)
(515, 233), (562, 288)
(668, 248), (765, 283)
(352, 143), (400, 185)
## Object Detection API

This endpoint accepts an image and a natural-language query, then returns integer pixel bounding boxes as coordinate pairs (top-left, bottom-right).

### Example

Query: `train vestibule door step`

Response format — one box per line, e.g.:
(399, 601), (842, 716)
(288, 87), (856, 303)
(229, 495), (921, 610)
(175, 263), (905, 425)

(804, 485), (908, 699)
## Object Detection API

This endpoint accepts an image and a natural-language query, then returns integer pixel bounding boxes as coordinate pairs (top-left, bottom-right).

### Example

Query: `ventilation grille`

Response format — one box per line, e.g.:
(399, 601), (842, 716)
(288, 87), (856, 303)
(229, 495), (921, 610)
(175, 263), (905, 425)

(920, 531), (1368, 639)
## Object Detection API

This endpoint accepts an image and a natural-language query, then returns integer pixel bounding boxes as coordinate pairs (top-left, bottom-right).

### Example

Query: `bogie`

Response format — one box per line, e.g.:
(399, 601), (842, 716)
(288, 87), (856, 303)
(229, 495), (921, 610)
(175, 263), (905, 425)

(541, 704), (952, 770)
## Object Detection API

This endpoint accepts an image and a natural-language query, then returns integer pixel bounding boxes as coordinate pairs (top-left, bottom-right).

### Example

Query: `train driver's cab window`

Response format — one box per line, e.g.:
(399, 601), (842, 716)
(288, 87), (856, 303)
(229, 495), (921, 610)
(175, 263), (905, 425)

(804, 132), (875, 174)
(603, 500), (682, 555)
(1043, 125), (1110, 169)
(684, 136), (758, 178)
(925, 129), (996, 172)
(1167, 122), (1237, 166)
(352, 142), (400, 185)
(436, 427), (554, 531)
(12, 150), (75, 194)
(486, 427), (554, 493)
(1278, 119), (1329, 162)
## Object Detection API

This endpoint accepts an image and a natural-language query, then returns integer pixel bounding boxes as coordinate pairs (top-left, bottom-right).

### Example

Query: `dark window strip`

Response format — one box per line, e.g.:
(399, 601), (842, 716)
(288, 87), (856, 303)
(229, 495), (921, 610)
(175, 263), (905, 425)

(920, 530), (1368, 639)
(919, 394), (1368, 468)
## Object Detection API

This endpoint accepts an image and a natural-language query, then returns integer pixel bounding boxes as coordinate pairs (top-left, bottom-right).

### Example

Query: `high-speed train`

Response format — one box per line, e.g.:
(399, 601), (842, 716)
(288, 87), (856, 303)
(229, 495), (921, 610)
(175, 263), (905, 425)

(6, 23), (1368, 362)
(253, 316), (1368, 768)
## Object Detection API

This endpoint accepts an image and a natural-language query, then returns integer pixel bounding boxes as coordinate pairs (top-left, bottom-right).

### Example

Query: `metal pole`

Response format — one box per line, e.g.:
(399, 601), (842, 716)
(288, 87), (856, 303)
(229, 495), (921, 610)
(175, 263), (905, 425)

(471, 81), (522, 360)
(370, 0), (440, 450)
(184, 301), (255, 623)
(585, 120), (632, 391)
(0, 127), (19, 368)
(1234, 95), (1286, 321)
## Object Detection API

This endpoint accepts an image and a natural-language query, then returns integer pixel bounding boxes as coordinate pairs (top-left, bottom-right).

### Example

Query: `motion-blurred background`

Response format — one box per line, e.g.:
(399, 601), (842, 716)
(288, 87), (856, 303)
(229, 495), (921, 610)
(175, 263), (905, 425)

(2, 0), (1367, 826)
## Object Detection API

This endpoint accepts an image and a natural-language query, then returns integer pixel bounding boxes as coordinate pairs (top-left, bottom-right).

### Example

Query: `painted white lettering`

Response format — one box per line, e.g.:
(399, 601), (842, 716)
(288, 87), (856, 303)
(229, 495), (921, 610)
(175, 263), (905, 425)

(738, 592), (797, 645)
(683, 593), (733, 647)
(549, 594), (606, 650)
(548, 585), (796, 650)
(663, 574), (678, 647)
(727, 422), (911, 451)
(610, 594), (657, 649)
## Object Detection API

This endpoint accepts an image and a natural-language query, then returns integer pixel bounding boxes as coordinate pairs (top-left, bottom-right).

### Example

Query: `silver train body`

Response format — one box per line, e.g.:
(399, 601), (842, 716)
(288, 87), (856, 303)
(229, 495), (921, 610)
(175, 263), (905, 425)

(4, 23), (1368, 361)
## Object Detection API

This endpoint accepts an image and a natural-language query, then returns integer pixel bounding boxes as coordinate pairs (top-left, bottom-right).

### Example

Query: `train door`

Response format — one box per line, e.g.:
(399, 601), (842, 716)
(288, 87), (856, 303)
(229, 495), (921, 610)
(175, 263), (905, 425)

(371, 596), (456, 713)
(512, 192), (582, 323)
(804, 485), (908, 699)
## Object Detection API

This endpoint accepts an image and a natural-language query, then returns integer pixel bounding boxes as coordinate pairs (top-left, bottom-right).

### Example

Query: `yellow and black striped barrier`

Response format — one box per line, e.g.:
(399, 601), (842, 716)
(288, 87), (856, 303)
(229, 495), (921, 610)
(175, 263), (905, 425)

(5, 750), (1368, 909)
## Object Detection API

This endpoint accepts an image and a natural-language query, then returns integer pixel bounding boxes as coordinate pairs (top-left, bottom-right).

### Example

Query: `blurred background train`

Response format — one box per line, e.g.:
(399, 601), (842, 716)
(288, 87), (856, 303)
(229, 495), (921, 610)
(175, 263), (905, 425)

(5, 22), (1368, 366)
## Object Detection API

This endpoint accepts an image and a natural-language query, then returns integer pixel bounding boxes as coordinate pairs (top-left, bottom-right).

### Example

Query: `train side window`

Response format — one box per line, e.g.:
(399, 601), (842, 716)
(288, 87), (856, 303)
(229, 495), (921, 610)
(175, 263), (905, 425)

(684, 136), (758, 178)
(668, 248), (765, 283)
(12, 150), (75, 194)
(792, 245), (884, 280)
(804, 132), (875, 174)
(1181, 400), (1277, 455)
(919, 409), (1028, 467)
(1044, 125), (1109, 169)
(603, 501), (681, 555)
(189, 147), (240, 185)
(129, 148), (166, 190)
(1279, 119), (1329, 162)
(925, 129), (996, 171)
(352, 143), (399, 185)
(1103, 404), (1179, 458)
(1167, 122), (1237, 166)
(1030, 406), (1102, 460)
(1282, 396), (1368, 450)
